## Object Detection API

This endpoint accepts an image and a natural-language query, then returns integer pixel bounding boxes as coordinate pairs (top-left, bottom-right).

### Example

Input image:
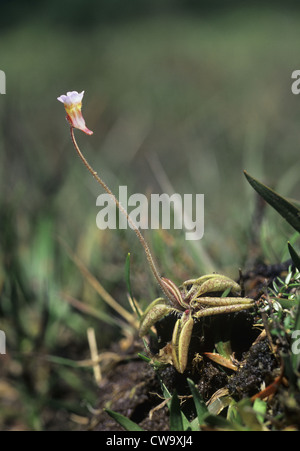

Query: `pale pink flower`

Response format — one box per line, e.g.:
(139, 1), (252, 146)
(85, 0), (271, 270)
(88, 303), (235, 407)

(57, 90), (93, 135)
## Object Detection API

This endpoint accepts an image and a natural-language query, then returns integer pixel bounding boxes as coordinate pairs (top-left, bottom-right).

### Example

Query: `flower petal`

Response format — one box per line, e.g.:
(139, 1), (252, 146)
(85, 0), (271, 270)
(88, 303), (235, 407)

(58, 90), (93, 135)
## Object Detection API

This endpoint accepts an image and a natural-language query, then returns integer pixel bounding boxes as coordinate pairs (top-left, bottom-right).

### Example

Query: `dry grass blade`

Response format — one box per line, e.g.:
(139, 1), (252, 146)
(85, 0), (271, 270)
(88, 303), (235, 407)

(76, 351), (122, 368)
(61, 292), (125, 328)
(148, 398), (169, 421)
(87, 327), (102, 384)
(204, 352), (238, 371)
(127, 293), (143, 318)
(59, 238), (138, 328)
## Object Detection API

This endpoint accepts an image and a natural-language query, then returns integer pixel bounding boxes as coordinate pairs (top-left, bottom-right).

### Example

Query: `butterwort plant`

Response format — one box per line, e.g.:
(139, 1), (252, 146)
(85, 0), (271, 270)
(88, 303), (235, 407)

(58, 90), (255, 373)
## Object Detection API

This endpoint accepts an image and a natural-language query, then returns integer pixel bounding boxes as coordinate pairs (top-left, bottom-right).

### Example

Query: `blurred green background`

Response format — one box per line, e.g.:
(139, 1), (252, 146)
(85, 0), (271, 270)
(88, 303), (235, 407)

(1, 0), (300, 430)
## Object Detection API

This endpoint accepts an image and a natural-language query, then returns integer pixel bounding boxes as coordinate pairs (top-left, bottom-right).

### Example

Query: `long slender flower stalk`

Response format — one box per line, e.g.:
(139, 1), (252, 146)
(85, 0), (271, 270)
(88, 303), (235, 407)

(70, 127), (165, 291)
(58, 91), (174, 303)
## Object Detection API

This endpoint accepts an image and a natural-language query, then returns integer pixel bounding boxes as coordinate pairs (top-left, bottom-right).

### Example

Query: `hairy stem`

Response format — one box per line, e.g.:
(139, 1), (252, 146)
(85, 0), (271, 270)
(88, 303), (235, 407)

(70, 126), (172, 301)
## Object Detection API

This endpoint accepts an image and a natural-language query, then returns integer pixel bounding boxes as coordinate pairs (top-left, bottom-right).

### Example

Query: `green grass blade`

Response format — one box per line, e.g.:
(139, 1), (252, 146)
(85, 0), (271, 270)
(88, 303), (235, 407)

(159, 378), (190, 431)
(137, 353), (151, 363)
(159, 377), (172, 401)
(125, 252), (141, 319)
(215, 340), (233, 360)
(169, 391), (184, 431)
(204, 414), (243, 430)
(125, 252), (133, 299)
(288, 242), (300, 272)
(44, 355), (86, 368)
(159, 378), (190, 430)
(244, 171), (300, 233)
(291, 296), (300, 374)
(187, 378), (208, 423)
(105, 409), (144, 431)
(253, 398), (267, 425)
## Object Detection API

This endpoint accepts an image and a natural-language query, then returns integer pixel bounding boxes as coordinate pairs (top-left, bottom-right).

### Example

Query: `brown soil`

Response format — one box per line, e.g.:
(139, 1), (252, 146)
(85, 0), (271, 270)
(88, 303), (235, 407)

(87, 261), (300, 431)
